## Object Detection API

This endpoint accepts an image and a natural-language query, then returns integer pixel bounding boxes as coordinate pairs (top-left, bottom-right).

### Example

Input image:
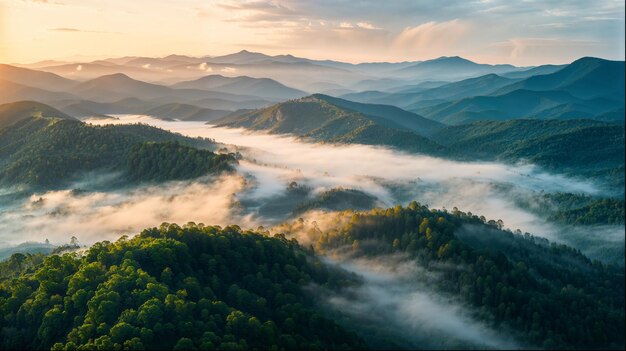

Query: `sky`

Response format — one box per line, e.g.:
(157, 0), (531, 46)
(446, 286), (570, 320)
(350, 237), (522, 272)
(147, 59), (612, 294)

(0, 0), (624, 65)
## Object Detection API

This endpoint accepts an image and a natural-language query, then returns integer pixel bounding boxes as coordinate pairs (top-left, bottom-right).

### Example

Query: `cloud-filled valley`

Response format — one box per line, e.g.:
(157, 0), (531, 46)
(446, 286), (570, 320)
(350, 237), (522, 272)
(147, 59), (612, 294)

(0, 1), (624, 348)
(1, 114), (621, 264)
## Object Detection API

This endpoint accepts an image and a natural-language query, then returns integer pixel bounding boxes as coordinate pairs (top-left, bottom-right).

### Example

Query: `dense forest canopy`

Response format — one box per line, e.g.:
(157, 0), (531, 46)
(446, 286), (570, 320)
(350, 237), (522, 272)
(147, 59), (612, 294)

(0, 116), (235, 189)
(511, 191), (625, 226)
(0, 224), (363, 350)
(1, 203), (623, 349)
(126, 141), (235, 182)
(274, 203), (625, 349)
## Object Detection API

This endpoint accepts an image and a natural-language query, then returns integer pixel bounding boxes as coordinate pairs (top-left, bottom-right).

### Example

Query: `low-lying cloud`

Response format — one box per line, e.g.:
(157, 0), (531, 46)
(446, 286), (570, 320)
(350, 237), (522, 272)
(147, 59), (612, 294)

(0, 175), (249, 246)
(0, 115), (622, 349)
(1, 114), (623, 258)
(321, 255), (521, 349)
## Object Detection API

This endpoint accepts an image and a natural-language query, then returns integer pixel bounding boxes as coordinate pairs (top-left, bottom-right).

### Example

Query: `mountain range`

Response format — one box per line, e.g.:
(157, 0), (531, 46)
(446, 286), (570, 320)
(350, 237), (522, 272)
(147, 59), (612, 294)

(14, 50), (541, 92)
(1, 53), (623, 184)
(0, 101), (232, 188)
(215, 95), (624, 188)
(5, 54), (623, 126)
(214, 94), (447, 155)
(1, 49), (625, 351)
(171, 74), (306, 100)
(345, 57), (624, 124)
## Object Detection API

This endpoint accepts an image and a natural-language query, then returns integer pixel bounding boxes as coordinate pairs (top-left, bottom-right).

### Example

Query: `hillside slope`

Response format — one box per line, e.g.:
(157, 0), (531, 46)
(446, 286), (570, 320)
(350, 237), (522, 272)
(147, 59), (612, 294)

(417, 89), (621, 125)
(494, 57), (625, 100)
(0, 224), (363, 350)
(276, 203), (624, 348)
(0, 101), (76, 128)
(144, 103), (231, 121)
(215, 95), (446, 155)
(432, 119), (625, 188)
(0, 64), (76, 91)
(0, 103), (235, 188)
(172, 75), (307, 100)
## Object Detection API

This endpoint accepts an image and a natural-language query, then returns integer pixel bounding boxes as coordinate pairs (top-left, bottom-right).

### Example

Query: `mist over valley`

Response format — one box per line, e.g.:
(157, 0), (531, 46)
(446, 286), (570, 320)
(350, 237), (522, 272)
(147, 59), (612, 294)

(0, 1), (624, 348)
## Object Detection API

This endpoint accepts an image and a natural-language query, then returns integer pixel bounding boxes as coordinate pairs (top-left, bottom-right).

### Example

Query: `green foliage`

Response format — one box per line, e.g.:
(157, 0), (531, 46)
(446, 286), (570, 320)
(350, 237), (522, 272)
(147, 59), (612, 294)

(432, 119), (625, 186)
(326, 123), (446, 155)
(292, 187), (377, 215)
(216, 96), (447, 155)
(514, 192), (625, 225)
(0, 101), (75, 128)
(0, 223), (363, 350)
(0, 117), (228, 188)
(547, 198), (624, 225)
(126, 141), (235, 182)
(278, 203), (625, 349)
(0, 242), (55, 261)
(217, 97), (624, 184)
(0, 252), (47, 280)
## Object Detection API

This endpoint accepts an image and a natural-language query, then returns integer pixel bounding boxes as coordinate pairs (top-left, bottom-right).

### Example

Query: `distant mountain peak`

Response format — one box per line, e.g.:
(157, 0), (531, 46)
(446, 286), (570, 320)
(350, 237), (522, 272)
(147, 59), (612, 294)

(570, 56), (614, 66)
(94, 72), (134, 81)
(428, 56), (475, 64)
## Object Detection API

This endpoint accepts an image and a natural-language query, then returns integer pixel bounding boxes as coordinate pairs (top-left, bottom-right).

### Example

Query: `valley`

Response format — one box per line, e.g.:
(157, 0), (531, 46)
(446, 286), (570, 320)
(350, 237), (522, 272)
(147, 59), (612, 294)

(0, 16), (624, 348)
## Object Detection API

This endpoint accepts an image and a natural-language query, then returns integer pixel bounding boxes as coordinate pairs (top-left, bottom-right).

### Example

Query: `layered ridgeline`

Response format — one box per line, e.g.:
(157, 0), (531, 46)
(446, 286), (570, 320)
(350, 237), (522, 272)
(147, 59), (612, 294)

(413, 57), (625, 124)
(431, 119), (626, 190)
(0, 101), (236, 189)
(0, 64), (291, 119)
(215, 96), (625, 188)
(343, 57), (625, 125)
(142, 103), (231, 122)
(1, 204), (623, 349)
(215, 94), (447, 155)
(55, 99), (267, 121)
(170, 75), (307, 101)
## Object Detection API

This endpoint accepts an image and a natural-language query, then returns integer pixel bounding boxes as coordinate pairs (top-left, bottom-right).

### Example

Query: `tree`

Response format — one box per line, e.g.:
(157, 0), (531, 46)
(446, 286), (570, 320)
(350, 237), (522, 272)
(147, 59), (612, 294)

(173, 337), (194, 350)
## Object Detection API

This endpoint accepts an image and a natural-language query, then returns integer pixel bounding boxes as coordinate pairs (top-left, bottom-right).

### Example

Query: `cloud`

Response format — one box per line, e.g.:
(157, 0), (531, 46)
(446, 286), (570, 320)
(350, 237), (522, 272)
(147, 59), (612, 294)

(199, 62), (213, 72)
(496, 37), (605, 61)
(0, 175), (250, 246)
(50, 27), (82, 32)
(0, 114), (621, 263)
(214, 0), (299, 22)
(24, 0), (64, 4)
(356, 22), (381, 30)
(319, 255), (521, 349)
(48, 27), (120, 35)
(205, 0), (623, 64)
(5, 0), (624, 65)
(335, 22), (381, 30)
(393, 19), (472, 53)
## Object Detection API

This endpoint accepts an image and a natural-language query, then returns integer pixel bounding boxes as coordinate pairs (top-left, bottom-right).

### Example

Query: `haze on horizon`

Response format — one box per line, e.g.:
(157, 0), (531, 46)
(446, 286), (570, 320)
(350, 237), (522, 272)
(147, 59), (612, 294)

(0, 0), (624, 66)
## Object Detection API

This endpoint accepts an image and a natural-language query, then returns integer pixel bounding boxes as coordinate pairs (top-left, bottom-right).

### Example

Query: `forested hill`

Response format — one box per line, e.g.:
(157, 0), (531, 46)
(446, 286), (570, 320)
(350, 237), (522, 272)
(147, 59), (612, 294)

(0, 107), (237, 189)
(0, 224), (364, 350)
(1, 204), (623, 349)
(275, 203), (625, 349)
(0, 101), (76, 128)
(431, 119), (626, 190)
(217, 96), (624, 185)
(215, 95), (447, 156)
